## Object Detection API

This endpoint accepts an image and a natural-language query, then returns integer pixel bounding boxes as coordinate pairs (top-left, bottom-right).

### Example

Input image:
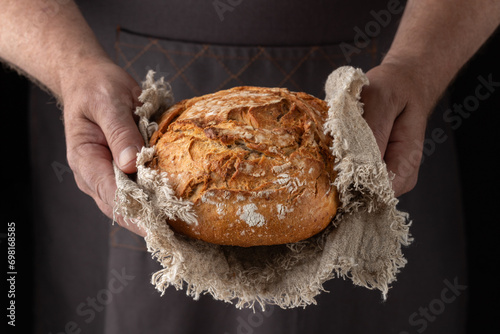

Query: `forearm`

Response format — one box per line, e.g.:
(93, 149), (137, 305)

(384, 0), (500, 101)
(0, 0), (110, 101)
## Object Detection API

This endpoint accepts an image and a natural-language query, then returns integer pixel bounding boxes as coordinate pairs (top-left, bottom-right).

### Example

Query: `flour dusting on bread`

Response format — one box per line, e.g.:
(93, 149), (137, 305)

(148, 86), (339, 246)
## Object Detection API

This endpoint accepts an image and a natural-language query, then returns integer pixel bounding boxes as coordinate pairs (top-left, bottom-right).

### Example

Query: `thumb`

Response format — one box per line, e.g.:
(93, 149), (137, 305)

(99, 106), (144, 174)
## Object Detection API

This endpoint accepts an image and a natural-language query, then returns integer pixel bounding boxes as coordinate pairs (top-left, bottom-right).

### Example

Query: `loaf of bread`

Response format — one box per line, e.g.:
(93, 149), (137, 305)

(148, 86), (339, 247)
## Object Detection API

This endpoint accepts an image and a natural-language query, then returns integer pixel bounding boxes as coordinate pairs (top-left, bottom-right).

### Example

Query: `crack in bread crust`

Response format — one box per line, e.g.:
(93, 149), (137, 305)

(148, 86), (338, 246)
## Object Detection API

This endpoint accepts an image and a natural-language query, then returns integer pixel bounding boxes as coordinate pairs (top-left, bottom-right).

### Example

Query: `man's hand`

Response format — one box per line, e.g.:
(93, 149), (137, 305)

(361, 62), (435, 197)
(360, 0), (500, 197)
(1, 1), (148, 236)
(61, 59), (147, 236)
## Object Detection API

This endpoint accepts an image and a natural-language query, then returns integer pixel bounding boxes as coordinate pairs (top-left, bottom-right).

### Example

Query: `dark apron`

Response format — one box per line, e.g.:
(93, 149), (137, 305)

(31, 1), (467, 333)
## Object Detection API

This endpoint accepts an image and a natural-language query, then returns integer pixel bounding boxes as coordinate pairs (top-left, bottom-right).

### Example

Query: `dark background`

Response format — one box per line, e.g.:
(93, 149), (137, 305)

(452, 27), (500, 332)
(1, 29), (499, 333)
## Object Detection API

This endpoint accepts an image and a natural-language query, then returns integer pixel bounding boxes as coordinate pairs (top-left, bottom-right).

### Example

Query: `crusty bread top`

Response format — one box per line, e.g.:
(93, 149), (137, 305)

(148, 86), (338, 246)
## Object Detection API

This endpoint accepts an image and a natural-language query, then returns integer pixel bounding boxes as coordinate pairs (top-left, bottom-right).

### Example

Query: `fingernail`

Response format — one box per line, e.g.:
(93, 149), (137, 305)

(119, 146), (139, 168)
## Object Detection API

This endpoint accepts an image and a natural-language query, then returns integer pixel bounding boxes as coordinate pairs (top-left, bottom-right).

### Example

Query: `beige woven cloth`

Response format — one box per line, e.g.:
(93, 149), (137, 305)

(114, 66), (412, 310)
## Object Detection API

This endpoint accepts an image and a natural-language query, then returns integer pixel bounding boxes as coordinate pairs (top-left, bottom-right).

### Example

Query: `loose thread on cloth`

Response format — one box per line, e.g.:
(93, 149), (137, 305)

(113, 67), (412, 310)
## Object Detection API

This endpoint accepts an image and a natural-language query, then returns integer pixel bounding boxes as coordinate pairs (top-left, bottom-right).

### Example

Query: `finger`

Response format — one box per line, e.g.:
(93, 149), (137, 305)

(79, 77), (144, 175)
(361, 75), (405, 158)
(71, 141), (147, 237)
(94, 196), (147, 237)
(95, 104), (144, 174)
(71, 141), (118, 211)
(65, 116), (117, 207)
(383, 106), (427, 196)
(68, 122), (147, 237)
(384, 141), (421, 197)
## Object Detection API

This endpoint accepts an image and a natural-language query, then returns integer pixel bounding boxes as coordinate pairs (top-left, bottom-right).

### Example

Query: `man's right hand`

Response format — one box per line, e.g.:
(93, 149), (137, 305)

(61, 59), (147, 237)
(1, 1), (147, 235)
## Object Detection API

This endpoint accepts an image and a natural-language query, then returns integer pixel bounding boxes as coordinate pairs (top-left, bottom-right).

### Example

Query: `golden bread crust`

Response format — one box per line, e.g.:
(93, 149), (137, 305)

(148, 86), (338, 246)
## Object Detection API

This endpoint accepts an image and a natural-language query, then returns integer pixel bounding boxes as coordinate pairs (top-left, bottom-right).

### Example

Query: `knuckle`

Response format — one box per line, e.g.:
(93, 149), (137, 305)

(371, 126), (390, 149)
(397, 151), (422, 177)
(399, 173), (419, 196)
(390, 152), (421, 196)
(86, 169), (111, 205)
(94, 179), (109, 205)
(94, 196), (113, 220)
(405, 176), (418, 193)
(66, 142), (93, 171)
(105, 121), (132, 150)
(66, 150), (78, 172)
(67, 145), (113, 205)
(408, 150), (423, 170)
(73, 174), (89, 195)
